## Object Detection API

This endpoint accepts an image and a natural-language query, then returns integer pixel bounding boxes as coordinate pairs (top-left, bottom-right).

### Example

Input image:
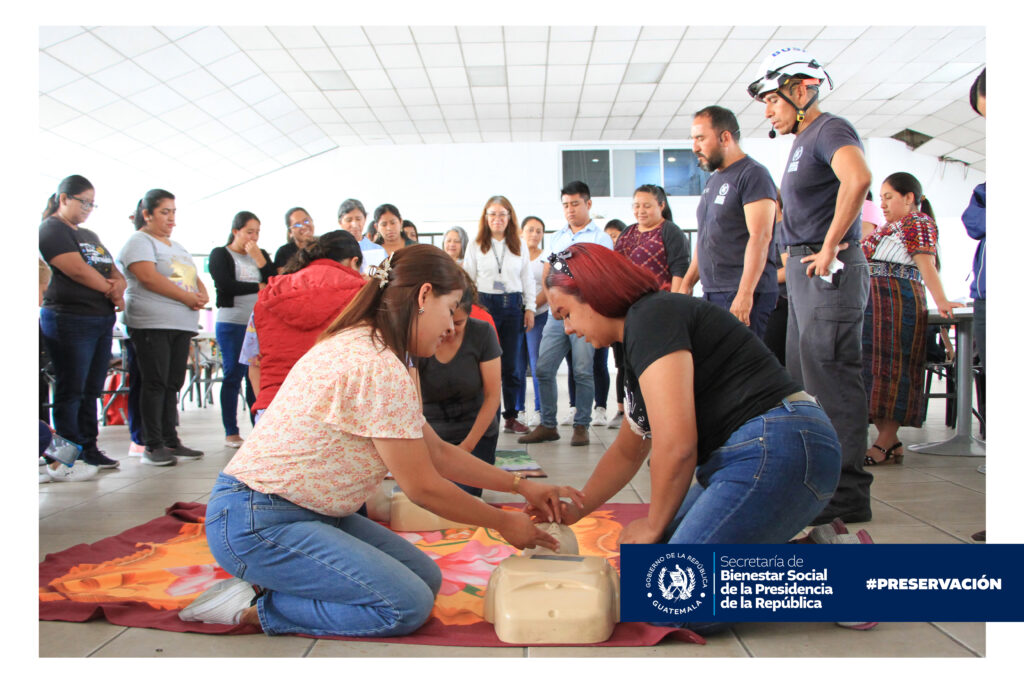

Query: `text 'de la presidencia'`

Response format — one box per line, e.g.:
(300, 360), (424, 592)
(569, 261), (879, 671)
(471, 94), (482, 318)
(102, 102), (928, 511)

(619, 544), (1024, 622)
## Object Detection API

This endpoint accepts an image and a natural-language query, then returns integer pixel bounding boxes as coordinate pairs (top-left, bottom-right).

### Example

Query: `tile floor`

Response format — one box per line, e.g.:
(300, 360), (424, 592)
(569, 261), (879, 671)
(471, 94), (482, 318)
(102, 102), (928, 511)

(39, 379), (986, 658)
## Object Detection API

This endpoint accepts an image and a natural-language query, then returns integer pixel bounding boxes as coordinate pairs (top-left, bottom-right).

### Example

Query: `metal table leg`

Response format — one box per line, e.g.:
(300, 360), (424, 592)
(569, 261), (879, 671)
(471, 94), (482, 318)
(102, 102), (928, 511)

(908, 319), (985, 456)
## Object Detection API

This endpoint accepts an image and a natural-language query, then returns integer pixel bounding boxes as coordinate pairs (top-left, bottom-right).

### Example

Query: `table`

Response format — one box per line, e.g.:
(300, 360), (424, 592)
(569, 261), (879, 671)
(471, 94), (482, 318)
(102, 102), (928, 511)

(907, 307), (985, 457)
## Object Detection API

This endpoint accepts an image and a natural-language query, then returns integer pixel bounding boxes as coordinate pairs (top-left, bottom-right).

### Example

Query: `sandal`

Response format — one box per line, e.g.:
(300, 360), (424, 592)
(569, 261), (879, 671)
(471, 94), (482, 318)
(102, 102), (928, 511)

(864, 442), (904, 466)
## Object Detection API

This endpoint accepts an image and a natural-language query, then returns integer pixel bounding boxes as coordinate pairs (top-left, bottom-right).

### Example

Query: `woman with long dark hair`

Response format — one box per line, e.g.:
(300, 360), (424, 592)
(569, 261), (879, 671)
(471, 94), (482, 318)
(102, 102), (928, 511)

(39, 174), (127, 469)
(374, 204), (415, 257)
(208, 211), (276, 447)
(462, 196), (536, 434)
(181, 245), (580, 637)
(861, 172), (958, 465)
(537, 243), (839, 549)
(615, 184), (690, 291)
(118, 189), (209, 467)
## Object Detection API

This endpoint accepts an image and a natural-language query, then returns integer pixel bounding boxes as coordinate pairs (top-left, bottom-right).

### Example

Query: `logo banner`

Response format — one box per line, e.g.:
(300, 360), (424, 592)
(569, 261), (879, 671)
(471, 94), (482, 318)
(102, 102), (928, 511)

(620, 544), (1024, 622)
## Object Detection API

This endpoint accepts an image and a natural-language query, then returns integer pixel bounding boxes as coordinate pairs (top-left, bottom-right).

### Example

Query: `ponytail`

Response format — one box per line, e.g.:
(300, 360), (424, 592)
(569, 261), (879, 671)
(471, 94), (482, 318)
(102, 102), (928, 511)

(42, 194), (59, 219)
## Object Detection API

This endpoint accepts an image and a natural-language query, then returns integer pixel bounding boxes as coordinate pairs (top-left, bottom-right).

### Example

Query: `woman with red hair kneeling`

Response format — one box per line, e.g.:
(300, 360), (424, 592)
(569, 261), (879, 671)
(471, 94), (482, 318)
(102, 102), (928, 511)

(538, 243), (841, 546)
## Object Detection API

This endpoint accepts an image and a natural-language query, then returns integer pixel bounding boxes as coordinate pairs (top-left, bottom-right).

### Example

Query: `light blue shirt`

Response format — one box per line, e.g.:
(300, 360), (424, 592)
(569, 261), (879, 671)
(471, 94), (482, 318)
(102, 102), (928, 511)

(358, 238), (387, 274)
(547, 220), (614, 254)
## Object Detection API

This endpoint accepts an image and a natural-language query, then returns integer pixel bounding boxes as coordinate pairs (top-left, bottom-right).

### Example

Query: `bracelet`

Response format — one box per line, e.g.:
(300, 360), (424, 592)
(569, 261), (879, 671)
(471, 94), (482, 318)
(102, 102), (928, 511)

(511, 472), (523, 494)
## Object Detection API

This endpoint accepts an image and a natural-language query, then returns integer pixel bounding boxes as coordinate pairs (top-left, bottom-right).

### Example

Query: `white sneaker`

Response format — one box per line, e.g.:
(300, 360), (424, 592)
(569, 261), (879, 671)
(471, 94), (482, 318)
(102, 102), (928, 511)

(179, 577), (257, 625)
(517, 411), (527, 424)
(225, 436), (244, 449)
(527, 411), (541, 428)
(559, 406), (576, 426)
(591, 406), (608, 426)
(39, 458), (51, 483)
(46, 461), (100, 483)
(128, 442), (146, 457)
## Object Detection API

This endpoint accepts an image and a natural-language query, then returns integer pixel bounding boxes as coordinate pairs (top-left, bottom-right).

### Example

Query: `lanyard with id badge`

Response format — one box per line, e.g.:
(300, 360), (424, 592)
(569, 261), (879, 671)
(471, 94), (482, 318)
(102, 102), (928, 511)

(492, 241), (507, 292)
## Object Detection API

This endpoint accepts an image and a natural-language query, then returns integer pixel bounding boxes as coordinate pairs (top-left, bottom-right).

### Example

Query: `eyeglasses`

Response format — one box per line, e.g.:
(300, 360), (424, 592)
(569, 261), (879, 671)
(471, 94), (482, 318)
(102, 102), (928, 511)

(69, 196), (97, 210)
(486, 211), (510, 219)
(290, 219), (312, 230)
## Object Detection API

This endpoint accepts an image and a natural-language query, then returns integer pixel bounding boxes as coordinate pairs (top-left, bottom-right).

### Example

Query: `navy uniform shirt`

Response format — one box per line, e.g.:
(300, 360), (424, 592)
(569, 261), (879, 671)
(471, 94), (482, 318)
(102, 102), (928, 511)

(695, 155), (778, 293)
(778, 113), (863, 248)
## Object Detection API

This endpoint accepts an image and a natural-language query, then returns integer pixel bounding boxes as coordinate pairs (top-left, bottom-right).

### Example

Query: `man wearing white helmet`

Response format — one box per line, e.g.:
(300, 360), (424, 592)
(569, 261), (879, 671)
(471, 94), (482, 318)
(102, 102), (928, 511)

(748, 47), (873, 525)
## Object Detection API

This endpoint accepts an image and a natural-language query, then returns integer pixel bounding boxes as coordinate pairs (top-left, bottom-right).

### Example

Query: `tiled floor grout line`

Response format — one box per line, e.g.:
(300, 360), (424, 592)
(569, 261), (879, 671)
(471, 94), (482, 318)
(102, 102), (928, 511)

(928, 622), (984, 657)
(85, 626), (130, 657)
(732, 627), (756, 657)
(867, 499), (975, 543)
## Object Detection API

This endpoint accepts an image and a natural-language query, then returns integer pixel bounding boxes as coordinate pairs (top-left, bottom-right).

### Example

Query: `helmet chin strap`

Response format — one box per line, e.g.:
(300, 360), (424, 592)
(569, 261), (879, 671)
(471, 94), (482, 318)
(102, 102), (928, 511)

(777, 80), (820, 134)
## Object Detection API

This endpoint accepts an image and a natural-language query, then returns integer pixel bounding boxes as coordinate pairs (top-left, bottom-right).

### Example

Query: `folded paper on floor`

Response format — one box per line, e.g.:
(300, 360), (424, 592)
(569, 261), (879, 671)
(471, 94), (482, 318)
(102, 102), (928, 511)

(39, 501), (702, 647)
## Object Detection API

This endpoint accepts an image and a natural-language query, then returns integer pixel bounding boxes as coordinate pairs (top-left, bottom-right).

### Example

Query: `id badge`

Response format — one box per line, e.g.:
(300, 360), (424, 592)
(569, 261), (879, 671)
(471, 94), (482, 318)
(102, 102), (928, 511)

(493, 280), (507, 292)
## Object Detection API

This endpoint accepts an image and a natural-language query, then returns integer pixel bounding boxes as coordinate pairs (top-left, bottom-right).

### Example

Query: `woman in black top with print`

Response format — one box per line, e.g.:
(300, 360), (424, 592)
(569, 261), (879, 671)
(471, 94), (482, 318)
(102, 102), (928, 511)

(536, 243), (840, 548)
(416, 277), (501, 497)
(38, 175), (127, 469)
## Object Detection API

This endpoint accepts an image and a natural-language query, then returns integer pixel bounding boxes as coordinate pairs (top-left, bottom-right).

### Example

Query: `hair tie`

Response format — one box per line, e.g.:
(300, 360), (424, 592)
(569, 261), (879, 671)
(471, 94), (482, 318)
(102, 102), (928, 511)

(368, 254), (394, 289)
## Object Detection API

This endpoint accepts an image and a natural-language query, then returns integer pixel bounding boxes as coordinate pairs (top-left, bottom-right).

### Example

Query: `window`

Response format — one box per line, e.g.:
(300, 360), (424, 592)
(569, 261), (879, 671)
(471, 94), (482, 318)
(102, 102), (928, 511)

(561, 150), (610, 197)
(562, 146), (710, 198)
(612, 149), (661, 197)
(662, 149), (711, 197)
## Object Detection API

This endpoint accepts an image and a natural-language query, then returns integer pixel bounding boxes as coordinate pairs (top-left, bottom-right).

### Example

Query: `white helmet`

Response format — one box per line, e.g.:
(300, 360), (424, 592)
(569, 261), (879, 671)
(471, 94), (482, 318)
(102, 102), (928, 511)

(747, 47), (833, 102)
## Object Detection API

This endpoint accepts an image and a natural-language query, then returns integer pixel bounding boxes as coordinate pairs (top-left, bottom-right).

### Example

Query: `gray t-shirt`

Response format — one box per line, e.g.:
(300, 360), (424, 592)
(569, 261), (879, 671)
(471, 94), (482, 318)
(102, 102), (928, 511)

(696, 155), (778, 294)
(778, 113), (863, 248)
(217, 249), (261, 325)
(118, 231), (200, 332)
(417, 318), (501, 443)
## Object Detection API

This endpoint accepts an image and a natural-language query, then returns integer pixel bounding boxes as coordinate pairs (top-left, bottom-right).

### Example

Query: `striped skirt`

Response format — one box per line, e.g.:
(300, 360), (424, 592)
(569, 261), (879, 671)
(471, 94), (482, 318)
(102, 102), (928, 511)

(862, 274), (928, 426)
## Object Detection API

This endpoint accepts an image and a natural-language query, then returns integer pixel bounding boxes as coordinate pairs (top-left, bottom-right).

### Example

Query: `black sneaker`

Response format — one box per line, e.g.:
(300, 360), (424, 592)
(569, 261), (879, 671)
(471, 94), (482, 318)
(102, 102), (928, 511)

(81, 447), (120, 469)
(142, 446), (177, 467)
(166, 443), (204, 460)
(810, 507), (871, 526)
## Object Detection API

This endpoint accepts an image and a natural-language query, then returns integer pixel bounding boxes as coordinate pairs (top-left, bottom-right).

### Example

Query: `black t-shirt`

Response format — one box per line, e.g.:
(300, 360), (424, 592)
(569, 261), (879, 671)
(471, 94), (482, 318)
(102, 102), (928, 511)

(38, 216), (116, 316)
(779, 113), (864, 247)
(696, 155), (778, 294)
(417, 318), (501, 443)
(622, 291), (801, 463)
(274, 241), (300, 270)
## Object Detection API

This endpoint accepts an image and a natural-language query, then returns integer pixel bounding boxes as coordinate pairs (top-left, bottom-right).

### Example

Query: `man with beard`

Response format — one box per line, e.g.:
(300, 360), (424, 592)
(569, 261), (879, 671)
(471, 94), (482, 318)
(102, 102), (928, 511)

(680, 105), (778, 339)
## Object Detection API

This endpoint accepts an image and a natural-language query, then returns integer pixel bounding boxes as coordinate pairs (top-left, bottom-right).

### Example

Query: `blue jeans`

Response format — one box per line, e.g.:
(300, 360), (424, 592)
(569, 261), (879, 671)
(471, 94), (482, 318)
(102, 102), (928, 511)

(123, 338), (143, 444)
(215, 322), (253, 436)
(662, 399), (841, 544)
(478, 293), (524, 420)
(703, 290), (779, 341)
(39, 309), (115, 451)
(568, 346), (610, 409)
(536, 315), (595, 427)
(516, 310), (548, 412)
(205, 473), (442, 637)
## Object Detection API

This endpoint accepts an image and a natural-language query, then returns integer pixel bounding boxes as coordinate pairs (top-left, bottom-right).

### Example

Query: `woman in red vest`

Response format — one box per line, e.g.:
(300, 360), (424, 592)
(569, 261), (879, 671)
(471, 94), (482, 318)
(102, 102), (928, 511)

(242, 231), (365, 420)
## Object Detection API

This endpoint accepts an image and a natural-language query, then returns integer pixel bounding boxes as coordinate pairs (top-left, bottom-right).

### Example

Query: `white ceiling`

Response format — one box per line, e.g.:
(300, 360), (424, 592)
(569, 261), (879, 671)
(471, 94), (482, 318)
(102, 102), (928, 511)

(39, 25), (986, 198)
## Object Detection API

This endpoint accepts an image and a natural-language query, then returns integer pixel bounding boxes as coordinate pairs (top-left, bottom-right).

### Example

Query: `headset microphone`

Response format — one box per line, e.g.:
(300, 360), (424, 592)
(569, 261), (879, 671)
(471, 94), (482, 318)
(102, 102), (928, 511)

(769, 127), (776, 139)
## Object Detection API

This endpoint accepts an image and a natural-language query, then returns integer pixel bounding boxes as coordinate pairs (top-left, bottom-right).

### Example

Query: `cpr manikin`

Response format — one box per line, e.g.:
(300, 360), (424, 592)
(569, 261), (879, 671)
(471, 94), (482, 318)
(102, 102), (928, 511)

(485, 522), (620, 644)
(367, 483), (620, 643)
